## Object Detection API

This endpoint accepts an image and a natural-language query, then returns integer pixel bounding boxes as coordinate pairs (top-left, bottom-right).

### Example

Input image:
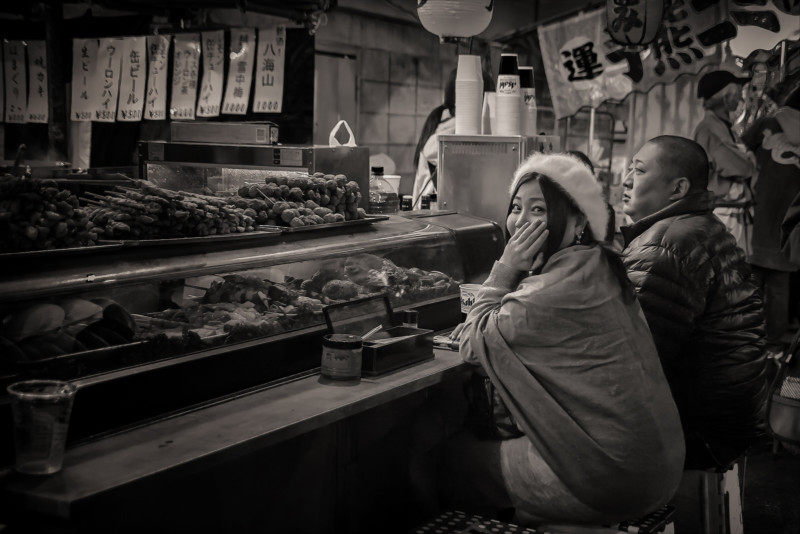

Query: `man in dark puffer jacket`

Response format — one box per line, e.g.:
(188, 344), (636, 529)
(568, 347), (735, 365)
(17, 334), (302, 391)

(620, 136), (767, 529)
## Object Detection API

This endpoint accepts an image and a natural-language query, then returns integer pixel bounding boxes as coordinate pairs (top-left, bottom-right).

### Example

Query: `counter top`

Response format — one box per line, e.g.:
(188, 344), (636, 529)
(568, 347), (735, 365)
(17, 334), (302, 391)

(1, 349), (466, 519)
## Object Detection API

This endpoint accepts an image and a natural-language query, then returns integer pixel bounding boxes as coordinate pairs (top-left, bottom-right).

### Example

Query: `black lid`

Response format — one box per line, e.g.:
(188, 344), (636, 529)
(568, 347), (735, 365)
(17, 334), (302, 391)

(323, 333), (363, 349)
(371, 166), (384, 174)
(499, 53), (519, 76)
(519, 66), (534, 88)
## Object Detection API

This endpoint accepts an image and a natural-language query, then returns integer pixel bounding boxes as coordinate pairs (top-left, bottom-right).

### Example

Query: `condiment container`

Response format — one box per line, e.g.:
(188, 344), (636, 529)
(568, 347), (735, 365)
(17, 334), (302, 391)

(320, 334), (363, 381)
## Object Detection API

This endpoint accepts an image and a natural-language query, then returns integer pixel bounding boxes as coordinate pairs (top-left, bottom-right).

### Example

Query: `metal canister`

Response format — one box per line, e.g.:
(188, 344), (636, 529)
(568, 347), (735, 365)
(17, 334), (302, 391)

(321, 334), (363, 381)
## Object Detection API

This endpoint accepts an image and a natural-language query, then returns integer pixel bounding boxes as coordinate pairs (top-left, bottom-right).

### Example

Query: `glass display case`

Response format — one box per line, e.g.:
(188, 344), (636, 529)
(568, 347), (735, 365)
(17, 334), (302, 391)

(0, 212), (503, 467)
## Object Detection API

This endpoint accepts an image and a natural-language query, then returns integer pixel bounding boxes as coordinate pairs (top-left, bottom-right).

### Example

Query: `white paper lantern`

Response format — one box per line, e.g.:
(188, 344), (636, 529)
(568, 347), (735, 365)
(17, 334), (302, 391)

(417, 0), (494, 39)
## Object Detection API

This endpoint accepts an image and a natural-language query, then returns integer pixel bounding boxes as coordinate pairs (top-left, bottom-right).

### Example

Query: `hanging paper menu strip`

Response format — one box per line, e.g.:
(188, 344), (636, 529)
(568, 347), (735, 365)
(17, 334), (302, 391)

(170, 33), (200, 120)
(93, 38), (122, 122)
(0, 41), (6, 123)
(197, 30), (224, 117)
(71, 38), (98, 122)
(144, 35), (169, 121)
(252, 25), (285, 114)
(117, 37), (146, 122)
(26, 40), (48, 124)
(4, 40), (27, 124)
(222, 28), (255, 115)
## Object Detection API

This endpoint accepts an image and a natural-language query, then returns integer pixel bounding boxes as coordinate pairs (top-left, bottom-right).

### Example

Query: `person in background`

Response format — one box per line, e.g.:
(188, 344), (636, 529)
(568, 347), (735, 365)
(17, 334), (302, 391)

(693, 70), (756, 254)
(442, 153), (684, 526)
(742, 85), (800, 353)
(567, 150), (616, 243)
(412, 66), (495, 209)
(620, 135), (768, 532)
(412, 68), (456, 209)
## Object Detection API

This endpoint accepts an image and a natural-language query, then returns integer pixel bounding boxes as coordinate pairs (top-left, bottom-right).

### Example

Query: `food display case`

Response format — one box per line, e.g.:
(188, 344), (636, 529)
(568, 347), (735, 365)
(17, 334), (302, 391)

(0, 212), (503, 469)
(137, 141), (370, 204)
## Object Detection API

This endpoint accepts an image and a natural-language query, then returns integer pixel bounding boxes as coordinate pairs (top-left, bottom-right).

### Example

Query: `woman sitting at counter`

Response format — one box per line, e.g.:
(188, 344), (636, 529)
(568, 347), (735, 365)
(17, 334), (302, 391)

(443, 153), (685, 526)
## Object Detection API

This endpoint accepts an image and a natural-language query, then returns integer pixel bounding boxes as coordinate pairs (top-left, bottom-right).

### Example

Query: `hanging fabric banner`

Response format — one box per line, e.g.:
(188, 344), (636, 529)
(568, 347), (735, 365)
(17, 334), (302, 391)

(538, 9), (632, 120)
(4, 40), (27, 124)
(222, 28), (255, 115)
(93, 38), (122, 122)
(144, 34), (169, 120)
(197, 30), (224, 117)
(603, 0), (726, 97)
(539, 2), (728, 119)
(170, 33), (200, 120)
(253, 25), (286, 113)
(26, 40), (48, 124)
(71, 38), (99, 122)
(117, 37), (146, 122)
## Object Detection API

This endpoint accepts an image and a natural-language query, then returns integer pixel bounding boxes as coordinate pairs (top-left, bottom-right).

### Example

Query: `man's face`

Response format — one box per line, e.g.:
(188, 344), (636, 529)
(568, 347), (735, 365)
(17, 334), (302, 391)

(622, 142), (678, 223)
(722, 82), (744, 114)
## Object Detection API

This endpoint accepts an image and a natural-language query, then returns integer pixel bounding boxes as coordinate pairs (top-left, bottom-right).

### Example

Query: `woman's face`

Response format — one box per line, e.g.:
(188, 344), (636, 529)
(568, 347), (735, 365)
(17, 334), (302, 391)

(507, 179), (578, 251)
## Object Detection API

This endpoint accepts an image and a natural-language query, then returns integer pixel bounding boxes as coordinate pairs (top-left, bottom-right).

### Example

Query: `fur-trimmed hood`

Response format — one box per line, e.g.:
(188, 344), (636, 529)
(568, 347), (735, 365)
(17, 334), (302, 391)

(510, 153), (609, 241)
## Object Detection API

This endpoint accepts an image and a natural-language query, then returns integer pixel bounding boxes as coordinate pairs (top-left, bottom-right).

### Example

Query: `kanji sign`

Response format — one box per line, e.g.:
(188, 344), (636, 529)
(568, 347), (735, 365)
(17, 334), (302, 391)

(70, 39), (99, 122)
(0, 42), (4, 123)
(606, 0), (663, 47)
(4, 40), (27, 124)
(197, 30), (224, 117)
(93, 38), (122, 122)
(604, 0), (724, 86)
(252, 25), (285, 114)
(560, 37), (605, 86)
(170, 33), (200, 120)
(144, 35), (169, 120)
(538, 9), (631, 118)
(27, 40), (48, 124)
(117, 37), (146, 122)
(222, 28), (256, 115)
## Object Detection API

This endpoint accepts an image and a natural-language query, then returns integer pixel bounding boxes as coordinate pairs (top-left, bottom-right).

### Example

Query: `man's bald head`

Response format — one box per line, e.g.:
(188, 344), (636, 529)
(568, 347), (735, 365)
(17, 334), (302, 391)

(647, 135), (709, 192)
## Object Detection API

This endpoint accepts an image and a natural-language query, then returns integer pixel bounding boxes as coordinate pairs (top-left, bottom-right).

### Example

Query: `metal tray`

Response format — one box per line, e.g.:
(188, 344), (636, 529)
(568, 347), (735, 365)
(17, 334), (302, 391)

(0, 242), (125, 260)
(261, 215), (389, 234)
(99, 228), (282, 248)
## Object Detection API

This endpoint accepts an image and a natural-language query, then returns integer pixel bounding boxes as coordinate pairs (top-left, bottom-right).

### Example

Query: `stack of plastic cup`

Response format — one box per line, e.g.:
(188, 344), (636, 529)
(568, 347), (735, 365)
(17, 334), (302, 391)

(455, 55), (484, 135)
(495, 53), (522, 136)
(519, 66), (538, 137)
(481, 91), (496, 135)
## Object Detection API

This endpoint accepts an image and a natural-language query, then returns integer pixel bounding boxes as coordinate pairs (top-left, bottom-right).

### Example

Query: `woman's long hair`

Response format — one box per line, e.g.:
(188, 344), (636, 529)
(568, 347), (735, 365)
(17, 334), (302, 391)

(413, 69), (457, 170)
(506, 172), (636, 302)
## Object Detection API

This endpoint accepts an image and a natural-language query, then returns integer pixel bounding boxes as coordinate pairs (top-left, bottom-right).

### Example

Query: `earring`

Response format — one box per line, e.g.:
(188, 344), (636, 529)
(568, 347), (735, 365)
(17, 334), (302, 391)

(574, 227), (584, 245)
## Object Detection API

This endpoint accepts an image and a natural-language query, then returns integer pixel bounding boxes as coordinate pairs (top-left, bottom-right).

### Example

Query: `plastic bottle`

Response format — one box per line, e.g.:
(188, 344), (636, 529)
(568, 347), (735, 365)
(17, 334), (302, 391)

(368, 166), (400, 214)
(519, 66), (538, 137)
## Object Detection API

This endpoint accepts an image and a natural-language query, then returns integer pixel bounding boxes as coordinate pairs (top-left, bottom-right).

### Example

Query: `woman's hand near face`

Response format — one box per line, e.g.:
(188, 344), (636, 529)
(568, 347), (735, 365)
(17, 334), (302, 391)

(499, 220), (549, 272)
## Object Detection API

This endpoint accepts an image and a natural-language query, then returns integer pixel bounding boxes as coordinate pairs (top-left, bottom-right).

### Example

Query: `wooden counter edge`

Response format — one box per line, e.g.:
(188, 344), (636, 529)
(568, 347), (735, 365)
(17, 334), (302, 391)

(0, 349), (467, 519)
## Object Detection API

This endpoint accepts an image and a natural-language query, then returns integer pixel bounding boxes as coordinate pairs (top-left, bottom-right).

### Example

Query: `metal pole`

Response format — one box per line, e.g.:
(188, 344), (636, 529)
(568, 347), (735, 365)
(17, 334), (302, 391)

(588, 107), (595, 158)
(780, 41), (786, 82)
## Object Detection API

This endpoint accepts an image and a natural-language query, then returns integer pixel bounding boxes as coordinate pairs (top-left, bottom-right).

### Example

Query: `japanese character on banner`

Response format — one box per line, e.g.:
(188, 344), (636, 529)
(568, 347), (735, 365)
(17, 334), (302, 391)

(4, 39), (27, 124)
(604, 0), (726, 85)
(197, 30), (224, 117)
(144, 35), (169, 120)
(71, 38), (99, 122)
(561, 37), (605, 86)
(252, 25), (285, 114)
(93, 38), (122, 122)
(170, 33), (200, 120)
(610, 0), (644, 33)
(222, 28), (256, 115)
(26, 40), (48, 124)
(117, 37), (146, 122)
(538, 9), (631, 119)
